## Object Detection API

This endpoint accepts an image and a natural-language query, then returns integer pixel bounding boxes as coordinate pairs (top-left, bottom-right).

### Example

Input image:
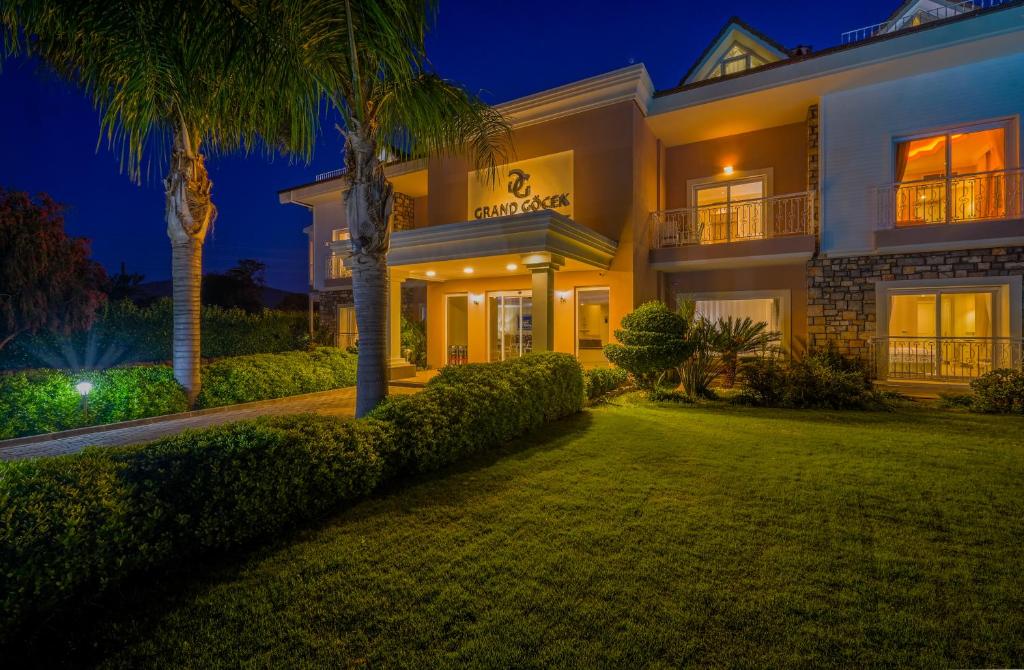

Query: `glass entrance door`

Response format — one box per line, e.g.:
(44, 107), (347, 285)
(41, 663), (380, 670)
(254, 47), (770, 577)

(489, 292), (532, 361)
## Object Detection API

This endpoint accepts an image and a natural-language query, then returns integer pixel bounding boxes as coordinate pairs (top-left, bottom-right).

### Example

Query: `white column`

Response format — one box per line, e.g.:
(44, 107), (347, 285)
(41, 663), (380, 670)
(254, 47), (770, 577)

(387, 268), (415, 379)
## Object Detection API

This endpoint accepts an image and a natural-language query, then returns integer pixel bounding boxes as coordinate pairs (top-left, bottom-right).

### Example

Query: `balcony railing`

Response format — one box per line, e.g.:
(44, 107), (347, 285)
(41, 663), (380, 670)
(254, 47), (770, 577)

(876, 168), (1024, 229)
(871, 336), (1022, 382)
(650, 191), (815, 249)
(840, 0), (1006, 44)
(326, 253), (352, 280)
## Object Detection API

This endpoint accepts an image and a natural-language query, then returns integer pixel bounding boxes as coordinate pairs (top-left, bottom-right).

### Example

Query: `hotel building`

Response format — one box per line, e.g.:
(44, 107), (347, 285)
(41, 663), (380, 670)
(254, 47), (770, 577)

(280, 0), (1024, 388)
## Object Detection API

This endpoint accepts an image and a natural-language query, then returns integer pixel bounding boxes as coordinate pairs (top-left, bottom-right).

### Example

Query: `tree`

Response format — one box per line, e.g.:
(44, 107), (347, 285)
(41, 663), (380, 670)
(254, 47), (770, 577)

(203, 259), (266, 313)
(713, 316), (779, 388)
(604, 301), (693, 392)
(0, 188), (107, 351)
(107, 261), (145, 303)
(676, 301), (724, 399)
(334, 0), (511, 416)
(1, 1), (356, 404)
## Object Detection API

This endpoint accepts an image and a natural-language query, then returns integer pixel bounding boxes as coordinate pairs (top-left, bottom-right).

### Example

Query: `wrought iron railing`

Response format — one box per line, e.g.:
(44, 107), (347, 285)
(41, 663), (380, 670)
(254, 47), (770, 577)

(650, 191), (815, 249)
(871, 336), (1022, 382)
(841, 0), (1006, 44)
(876, 168), (1024, 229)
(326, 253), (352, 280)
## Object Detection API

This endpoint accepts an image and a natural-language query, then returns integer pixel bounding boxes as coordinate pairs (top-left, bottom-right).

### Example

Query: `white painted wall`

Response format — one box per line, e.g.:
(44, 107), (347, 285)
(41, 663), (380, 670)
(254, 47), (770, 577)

(820, 51), (1024, 255)
(310, 198), (345, 291)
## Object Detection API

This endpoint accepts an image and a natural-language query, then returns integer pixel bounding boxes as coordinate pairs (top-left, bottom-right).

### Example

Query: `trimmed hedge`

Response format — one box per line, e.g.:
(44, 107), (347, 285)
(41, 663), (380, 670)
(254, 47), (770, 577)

(371, 353), (584, 475)
(0, 348), (357, 439)
(969, 369), (1024, 414)
(0, 366), (187, 439)
(0, 353), (584, 639)
(584, 366), (629, 401)
(196, 348), (357, 409)
(0, 299), (309, 370)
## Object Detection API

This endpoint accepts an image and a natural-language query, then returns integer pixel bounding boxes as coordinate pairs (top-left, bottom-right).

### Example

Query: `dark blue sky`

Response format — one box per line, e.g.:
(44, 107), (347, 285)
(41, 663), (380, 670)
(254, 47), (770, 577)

(0, 0), (896, 292)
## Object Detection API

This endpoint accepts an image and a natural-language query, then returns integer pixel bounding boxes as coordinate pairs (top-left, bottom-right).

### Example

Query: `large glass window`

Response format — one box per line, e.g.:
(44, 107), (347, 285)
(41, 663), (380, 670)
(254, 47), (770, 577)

(694, 298), (780, 333)
(576, 288), (610, 368)
(694, 178), (766, 242)
(488, 292), (532, 362)
(887, 290), (998, 380)
(337, 306), (358, 350)
(894, 125), (1009, 225)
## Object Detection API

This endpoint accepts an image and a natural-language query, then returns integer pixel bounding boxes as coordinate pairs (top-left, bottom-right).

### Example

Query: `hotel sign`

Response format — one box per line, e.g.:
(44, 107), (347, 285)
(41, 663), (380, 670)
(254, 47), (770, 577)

(468, 150), (573, 220)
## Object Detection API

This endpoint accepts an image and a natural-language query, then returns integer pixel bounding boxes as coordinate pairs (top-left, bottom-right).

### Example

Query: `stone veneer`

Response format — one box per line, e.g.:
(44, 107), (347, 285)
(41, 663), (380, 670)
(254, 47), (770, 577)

(392, 192), (415, 231)
(805, 104), (819, 230)
(807, 246), (1024, 357)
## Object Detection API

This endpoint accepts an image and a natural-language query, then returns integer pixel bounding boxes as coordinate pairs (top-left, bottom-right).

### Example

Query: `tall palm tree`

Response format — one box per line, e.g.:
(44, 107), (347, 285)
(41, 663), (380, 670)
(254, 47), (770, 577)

(335, 0), (511, 416)
(1, 0), (416, 404)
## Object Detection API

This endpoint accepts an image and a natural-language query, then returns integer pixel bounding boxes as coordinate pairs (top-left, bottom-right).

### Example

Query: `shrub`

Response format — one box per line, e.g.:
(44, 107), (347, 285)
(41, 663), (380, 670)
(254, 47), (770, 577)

(401, 315), (427, 368)
(584, 366), (629, 401)
(0, 356), (581, 639)
(0, 415), (387, 634)
(0, 366), (187, 440)
(0, 299), (309, 370)
(737, 348), (885, 410)
(678, 316), (724, 399)
(969, 369), (1024, 414)
(371, 352), (584, 475)
(604, 302), (692, 390)
(196, 347), (357, 408)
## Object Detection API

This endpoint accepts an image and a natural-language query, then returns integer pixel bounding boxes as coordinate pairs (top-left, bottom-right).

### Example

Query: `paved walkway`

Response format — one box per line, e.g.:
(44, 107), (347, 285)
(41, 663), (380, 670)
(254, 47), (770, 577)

(0, 385), (418, 462)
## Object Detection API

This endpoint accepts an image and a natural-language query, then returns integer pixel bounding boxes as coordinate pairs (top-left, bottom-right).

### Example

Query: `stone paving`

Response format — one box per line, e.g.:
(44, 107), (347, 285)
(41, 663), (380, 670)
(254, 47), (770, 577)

(0, 385), (419, 462)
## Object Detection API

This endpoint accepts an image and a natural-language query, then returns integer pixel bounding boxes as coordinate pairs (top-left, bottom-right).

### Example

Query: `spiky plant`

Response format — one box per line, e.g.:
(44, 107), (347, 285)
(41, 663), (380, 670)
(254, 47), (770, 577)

(714, 316), (780, 388)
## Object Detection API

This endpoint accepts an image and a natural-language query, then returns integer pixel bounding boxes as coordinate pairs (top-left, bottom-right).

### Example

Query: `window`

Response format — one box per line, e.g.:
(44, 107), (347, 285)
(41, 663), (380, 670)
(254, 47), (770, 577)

(331, 228), (349, 242)
(706, 43), (765, 79)
(894, 123), (1012, 225)
(695, 298), (780, 333)
(576, 288), (610, 368)
(337, 306), (358, 350)
(693, 177), (766, 242)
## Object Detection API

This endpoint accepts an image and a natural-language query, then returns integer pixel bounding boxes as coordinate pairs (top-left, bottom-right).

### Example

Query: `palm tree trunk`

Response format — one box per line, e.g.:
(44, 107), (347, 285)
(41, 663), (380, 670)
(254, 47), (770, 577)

(344, 126), (393, 417)
(351, 252), (388, 416)
(165, 126), (215, 406)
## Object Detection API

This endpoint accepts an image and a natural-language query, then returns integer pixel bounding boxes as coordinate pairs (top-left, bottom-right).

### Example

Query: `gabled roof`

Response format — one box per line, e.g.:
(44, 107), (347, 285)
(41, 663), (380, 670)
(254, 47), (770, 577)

(679, 17), (790, 86)
(884, 0), (972, 26)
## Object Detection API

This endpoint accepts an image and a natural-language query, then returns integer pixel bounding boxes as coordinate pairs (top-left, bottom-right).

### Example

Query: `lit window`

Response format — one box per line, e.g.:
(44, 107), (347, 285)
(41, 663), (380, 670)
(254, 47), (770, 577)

(693, 178), (766, 242)
(706, 43), (765, 79)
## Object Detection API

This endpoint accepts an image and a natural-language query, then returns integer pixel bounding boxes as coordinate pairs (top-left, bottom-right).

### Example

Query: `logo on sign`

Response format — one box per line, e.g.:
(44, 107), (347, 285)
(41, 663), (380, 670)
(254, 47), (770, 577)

(507, 169), (531, 198)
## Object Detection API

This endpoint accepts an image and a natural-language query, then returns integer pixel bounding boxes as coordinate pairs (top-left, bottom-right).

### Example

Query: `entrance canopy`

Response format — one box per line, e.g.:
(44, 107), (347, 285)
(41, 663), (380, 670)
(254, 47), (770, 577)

(380, 210), (617, 280)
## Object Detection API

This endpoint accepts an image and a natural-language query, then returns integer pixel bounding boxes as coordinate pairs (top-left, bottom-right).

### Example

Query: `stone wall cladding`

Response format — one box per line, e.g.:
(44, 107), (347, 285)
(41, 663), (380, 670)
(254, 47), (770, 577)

(807, 246), (1024, 357)
(393, 192), (415, 231)
(316, 288), (354, 342)
(806, 104), (820, 231)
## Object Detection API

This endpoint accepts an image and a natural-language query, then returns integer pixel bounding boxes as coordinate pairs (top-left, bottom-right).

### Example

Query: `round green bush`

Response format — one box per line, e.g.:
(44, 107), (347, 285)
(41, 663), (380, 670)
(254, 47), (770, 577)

(603, 302), (692, 390)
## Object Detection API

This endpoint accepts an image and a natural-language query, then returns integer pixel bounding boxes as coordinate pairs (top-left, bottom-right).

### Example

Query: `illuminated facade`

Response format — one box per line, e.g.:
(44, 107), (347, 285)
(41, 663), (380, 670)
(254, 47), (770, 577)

(280, 1), (1024, 386)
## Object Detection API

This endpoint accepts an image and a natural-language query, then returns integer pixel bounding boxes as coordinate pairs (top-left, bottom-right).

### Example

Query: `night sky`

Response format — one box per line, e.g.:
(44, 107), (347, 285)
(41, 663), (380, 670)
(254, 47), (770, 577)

(0, 0), (897, 292)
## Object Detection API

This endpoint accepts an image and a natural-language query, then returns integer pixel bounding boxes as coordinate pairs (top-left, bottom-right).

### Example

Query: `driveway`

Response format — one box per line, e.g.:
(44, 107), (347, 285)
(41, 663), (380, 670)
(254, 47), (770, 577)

(0, 385), (420, 462)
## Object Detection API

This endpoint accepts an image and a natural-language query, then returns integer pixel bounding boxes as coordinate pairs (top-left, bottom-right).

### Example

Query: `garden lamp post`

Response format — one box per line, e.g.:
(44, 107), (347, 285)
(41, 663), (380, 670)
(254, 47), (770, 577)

(76, 380), (93, 422)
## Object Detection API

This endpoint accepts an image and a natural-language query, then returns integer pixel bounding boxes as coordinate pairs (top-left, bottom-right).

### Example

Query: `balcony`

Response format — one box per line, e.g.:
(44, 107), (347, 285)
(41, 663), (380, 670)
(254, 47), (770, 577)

(325, 252), (352, 283)
(649, 191), (816, 271)
(871, 336), (1022, 383)
(840, 0), (1007, 44)
(874, 168), (1024, 249)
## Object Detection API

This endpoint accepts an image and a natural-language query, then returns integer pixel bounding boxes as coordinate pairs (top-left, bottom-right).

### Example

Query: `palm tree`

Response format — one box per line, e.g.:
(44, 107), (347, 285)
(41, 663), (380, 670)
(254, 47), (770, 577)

(714, 316), (780, 387)
(334, 0), (511, 416)
(1, 0), (414, 405)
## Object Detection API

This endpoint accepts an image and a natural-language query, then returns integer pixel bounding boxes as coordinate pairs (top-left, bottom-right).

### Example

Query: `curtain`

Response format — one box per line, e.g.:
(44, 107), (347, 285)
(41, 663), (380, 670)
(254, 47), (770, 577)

(894, 141), (911, 183)
(694, 299), (778, 331)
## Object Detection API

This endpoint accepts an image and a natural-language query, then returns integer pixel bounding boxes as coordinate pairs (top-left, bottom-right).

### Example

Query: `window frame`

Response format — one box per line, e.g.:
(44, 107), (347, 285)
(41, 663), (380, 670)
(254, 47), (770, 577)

(892, 118), (1017, 184)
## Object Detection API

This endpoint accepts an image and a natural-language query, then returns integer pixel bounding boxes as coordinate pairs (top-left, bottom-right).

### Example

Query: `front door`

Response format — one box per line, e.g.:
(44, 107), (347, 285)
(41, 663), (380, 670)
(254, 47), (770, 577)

(489, 291), (533, 361)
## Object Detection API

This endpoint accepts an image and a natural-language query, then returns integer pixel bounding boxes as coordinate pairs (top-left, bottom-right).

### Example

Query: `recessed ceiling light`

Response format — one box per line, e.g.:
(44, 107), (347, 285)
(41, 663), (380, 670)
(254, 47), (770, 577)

(506, 263), (518, 271)
(425, 270), (436, 277)
(723, 165), (734, 175)
(463, 267), (474, 274)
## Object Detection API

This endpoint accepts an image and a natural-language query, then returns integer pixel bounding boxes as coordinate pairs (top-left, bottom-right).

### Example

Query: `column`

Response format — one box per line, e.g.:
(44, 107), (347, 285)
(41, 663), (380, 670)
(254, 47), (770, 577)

(523, 253), (564, 353)
(387, 268), (416, 379)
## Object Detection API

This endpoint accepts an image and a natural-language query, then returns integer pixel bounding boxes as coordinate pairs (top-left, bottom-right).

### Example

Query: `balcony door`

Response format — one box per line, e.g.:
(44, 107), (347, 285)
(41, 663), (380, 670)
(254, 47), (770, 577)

(693, 176), (766, 243)
(489, 291), (532, 362)
(887, 289), (998, 380)
(894, 123), (1014, 225)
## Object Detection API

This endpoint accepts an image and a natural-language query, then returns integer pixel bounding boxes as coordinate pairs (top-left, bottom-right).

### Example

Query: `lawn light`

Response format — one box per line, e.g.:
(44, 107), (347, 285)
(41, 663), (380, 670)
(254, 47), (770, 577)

(76, 380), (94, 421)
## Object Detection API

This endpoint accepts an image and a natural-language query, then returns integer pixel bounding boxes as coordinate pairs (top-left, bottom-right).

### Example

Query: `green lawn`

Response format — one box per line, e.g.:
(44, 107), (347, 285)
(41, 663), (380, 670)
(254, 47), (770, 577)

(24, 399), (1024, 668)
